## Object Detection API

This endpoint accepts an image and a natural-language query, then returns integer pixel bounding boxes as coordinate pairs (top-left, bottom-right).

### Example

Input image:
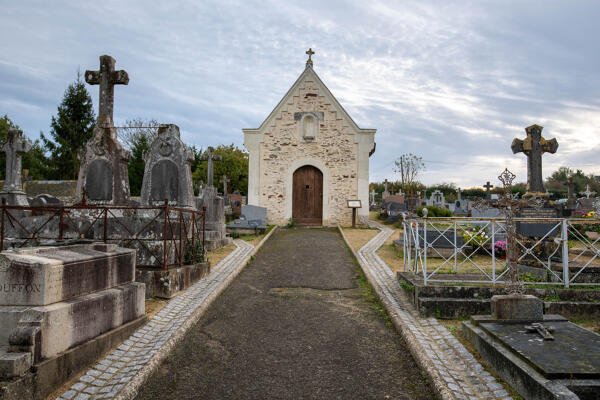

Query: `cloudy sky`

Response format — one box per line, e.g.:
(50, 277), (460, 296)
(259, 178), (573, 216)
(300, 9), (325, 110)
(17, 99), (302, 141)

(1, 0), (599, 188)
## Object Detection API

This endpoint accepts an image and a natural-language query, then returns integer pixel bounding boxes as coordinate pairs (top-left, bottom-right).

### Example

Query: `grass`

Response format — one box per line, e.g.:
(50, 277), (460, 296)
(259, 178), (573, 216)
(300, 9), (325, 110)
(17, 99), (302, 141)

(356, 269), (392, 327)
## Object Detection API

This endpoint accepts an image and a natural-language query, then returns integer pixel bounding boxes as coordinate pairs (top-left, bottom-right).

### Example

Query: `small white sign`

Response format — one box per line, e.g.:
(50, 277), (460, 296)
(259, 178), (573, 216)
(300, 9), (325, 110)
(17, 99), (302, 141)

(347, 200), (362, 208)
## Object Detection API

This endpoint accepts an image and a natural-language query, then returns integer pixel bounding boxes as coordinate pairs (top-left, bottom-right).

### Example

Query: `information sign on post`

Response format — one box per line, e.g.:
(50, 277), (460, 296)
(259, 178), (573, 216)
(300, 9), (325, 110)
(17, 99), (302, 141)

(347, 200), (362, 228)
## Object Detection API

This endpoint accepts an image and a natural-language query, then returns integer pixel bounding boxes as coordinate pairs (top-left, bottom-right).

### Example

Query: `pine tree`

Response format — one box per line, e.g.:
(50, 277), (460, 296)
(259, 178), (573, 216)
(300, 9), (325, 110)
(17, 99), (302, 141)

(128, 134), (150, 197)
(41, 73), (95, 180)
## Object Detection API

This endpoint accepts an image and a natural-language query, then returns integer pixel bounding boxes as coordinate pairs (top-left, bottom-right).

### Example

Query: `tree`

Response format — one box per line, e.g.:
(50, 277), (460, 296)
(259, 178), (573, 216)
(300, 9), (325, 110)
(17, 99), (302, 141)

(119, 119), (160, 196)
(0, 115), (49, 181)
(41, 73), (95, 180)
(192, 144), (248, 195)
(394, 153), (425, 195)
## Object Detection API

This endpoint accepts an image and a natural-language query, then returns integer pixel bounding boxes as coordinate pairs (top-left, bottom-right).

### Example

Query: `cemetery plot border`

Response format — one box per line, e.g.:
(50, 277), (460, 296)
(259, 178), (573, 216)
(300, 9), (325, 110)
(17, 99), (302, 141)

(404, 216), (600, 289)
(0, 201), (206, 270)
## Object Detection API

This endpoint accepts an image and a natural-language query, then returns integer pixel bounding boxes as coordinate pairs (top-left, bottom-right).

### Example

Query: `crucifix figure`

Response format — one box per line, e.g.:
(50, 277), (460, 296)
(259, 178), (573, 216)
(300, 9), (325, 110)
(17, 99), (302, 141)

(2, 129), (32, 192)
(457, 187), (462, 201)
(580, 184), (596, 199)
(511, 124), (558, 194)
(305, 48), (315, 68)
(525, 322), (555, 341)
(200, 147), (222, 187)
(484, 181), (493, 200)
(221, 175), (230, 195)
(85, 55), (129, 125)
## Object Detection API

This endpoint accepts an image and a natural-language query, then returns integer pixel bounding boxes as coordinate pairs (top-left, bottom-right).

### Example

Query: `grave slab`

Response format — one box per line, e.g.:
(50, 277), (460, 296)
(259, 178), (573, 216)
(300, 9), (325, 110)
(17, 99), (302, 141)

(0, 243), (135, 306)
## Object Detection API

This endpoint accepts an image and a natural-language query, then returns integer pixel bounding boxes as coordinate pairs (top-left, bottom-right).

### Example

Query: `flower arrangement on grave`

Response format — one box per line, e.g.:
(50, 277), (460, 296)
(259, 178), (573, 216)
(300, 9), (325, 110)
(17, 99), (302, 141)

(464, 229), (490, 254)
(491, 240), (507, 258)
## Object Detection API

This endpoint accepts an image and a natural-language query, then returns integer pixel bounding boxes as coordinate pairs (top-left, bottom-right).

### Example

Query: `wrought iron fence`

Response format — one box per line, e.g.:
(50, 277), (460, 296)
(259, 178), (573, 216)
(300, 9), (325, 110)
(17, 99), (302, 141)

(0, 200), (206, 270)
(402, 217), (600, 288)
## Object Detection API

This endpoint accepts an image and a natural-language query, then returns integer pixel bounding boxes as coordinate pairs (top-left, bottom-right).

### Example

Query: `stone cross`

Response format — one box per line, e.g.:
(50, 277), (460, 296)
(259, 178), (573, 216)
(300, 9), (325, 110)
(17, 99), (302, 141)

(85, 55), (129, 125)
(457, 187), (462, 200)
(525, 322), (555, 341)
(370, 189), (375, 204)
(511, 124), (558, 193)
(1, 129), (32, 192)
(305, 48), (315, 68)
(221, 175), (230, 195)
(484, 181), (493, 200)
(200, 147), (222, 187)
(580, 184), (596, 199)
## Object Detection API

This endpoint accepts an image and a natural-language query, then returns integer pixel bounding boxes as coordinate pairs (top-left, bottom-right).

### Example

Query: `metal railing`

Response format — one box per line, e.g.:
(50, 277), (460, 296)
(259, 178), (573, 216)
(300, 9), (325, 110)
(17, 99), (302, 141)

(402, 217), (600, 288)
(0, 199), (206, 270)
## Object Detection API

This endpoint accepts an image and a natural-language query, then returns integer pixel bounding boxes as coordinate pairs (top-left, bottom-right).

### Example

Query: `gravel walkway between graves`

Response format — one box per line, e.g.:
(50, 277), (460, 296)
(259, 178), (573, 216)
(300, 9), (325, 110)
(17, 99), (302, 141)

(134, 228), (435, 399)
(350, 221), (513, 400)
(54, 236), (260, 400)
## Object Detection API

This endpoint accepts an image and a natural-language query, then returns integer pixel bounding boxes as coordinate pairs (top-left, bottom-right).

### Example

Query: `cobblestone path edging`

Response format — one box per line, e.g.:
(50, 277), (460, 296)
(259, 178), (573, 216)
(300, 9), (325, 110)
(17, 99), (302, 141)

(339, 223), (512, 400)
(56, 229), (277, 400)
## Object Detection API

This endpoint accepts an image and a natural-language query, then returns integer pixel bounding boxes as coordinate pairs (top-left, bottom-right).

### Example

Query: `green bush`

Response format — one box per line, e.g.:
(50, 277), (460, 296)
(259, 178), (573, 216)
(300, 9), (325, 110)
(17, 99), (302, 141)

(416, 206), (453, 217)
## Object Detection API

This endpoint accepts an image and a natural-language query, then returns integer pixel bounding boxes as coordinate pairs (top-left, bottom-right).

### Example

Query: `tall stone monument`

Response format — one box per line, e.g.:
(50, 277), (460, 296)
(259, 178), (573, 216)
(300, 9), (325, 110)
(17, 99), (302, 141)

(199, 147), (222, 187)
(140, 124), (195, 207)
(76, 55), (131, 205)
(0, 129), (31, 206)
(511, 124), (558, 197)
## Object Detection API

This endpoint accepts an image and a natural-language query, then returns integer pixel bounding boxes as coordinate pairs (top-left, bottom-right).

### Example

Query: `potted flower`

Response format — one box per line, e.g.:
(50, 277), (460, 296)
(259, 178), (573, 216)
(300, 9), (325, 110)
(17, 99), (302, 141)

(492, 240), (507, 259)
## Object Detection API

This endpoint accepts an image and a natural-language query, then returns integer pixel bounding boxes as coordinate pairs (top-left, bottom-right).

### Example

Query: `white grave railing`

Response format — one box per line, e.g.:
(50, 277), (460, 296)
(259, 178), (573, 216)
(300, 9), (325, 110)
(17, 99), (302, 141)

(402, 217), (600, 288)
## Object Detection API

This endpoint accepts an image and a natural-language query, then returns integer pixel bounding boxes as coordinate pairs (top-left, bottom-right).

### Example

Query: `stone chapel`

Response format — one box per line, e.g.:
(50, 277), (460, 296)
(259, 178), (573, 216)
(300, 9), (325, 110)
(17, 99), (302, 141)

(243, 49), (376, 226)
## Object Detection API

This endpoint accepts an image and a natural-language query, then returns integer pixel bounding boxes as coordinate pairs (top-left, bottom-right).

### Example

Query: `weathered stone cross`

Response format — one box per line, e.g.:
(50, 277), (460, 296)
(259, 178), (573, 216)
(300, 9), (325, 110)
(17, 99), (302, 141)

(580, 184), (596, 199)
(1, 129), (31, 192)
(483, 181), (493, 200)
(511, 124), (558, 193)
(200, 147), (222, 188)
(85, 55), (129, 125)
(305, 48), (315, 68)
(525, 322), (555, 340)
(370, 189), (375, 203)
(221, 175), (230, 195)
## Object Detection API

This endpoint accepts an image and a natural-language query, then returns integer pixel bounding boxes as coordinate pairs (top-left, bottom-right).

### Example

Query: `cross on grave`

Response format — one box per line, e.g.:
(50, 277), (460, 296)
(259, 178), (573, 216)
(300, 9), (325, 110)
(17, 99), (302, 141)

(484, 181), (493, 200)
(525, 322), (555, 341)
(85, 55), (129, 125)
(457, 187), (462, 200)
(221, 175), (230, 195)
(580, 184), (596, 199)
(305, 48), (315, 68)
(370, 189), (376, 204)
(1, 129), (32, 192)
(199, 147), (222, 187)
(511, 124), (558, 193)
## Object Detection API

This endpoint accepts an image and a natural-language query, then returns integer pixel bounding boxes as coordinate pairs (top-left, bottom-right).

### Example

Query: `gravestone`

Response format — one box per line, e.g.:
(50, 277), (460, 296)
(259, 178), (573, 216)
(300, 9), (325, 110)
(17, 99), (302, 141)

(566, 178), (577, 211)
(140, 124), (195, 207)
(427, 189), (445, 207)
(221, 175), (231, 206)
(76, 55), (131, 205)
(227, 204), (267, 234)
(382, 179), (390, 199)
(0, 129), (32, 206)
(483, 181), (493, 200)
(517, 208), (559, 238)
(511, 124), (558, 195)
(0, 243), (144, 379)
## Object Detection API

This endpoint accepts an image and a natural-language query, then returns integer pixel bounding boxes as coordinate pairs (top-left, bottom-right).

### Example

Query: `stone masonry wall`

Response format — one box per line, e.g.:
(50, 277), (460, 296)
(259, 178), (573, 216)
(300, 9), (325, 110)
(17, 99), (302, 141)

(259, 79), (357, 226)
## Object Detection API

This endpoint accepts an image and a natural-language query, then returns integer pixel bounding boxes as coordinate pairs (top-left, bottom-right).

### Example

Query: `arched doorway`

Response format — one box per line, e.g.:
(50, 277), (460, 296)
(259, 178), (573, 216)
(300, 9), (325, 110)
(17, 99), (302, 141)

(292, 165), (323, 225)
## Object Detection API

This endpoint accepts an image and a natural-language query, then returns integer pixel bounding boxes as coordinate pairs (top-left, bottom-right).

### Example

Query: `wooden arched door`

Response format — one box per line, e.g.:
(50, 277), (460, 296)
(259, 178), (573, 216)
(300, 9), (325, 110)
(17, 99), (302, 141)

(292, 165), (323, 225)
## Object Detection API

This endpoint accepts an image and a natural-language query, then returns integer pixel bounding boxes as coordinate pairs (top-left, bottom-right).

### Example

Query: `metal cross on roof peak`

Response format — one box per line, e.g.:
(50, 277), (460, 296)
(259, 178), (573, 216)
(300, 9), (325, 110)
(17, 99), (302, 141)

(305, 48), (315, 68)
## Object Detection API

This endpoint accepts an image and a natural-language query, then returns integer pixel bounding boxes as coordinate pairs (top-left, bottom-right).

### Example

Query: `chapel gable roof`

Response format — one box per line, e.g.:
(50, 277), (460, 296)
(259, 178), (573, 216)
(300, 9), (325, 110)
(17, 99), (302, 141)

(242, 65), (375, 136)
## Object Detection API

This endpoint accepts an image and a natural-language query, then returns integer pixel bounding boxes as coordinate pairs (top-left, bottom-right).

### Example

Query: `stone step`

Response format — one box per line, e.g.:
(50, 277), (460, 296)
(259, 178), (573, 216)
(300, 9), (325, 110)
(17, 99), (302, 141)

(0, 346), (31, 379)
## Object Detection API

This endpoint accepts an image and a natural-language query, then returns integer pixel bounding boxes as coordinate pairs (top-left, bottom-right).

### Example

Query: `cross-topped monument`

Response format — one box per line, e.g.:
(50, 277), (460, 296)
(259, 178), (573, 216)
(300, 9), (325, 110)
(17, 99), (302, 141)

(305, 48), (315, 68)
(2, 129), (31, 192)
(370, 189), (376, 204)
(221, 175), (230, 195)
(200, 147), (222, 187)
(484, 181), (493, 200)
(580, 184), (596, 199)
(85, 55), (129, 125)
(511, 124), (558, 194)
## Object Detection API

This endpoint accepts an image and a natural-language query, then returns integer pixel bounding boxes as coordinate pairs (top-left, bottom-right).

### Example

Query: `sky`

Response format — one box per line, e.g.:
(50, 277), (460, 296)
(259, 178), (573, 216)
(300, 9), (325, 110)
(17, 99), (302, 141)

(1, 0), (599, 188)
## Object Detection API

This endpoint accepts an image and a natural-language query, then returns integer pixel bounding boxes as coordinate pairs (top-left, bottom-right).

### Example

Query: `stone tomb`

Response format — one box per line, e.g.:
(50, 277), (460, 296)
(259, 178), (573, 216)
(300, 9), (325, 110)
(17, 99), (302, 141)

(141, 124), (195, 207)
(0, 243), (144, 379)
(463, 295), (600, 399)
(227, 204), (267, 234)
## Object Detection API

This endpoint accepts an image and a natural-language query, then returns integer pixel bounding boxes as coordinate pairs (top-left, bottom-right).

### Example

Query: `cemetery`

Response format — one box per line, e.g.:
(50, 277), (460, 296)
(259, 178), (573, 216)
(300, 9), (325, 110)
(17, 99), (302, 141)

(1, 5), (599, 398)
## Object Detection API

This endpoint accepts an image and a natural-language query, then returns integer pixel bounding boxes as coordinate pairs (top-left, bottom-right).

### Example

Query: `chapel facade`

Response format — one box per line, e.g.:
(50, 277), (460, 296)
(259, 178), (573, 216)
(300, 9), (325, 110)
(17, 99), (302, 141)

(243, 50), (376, 226)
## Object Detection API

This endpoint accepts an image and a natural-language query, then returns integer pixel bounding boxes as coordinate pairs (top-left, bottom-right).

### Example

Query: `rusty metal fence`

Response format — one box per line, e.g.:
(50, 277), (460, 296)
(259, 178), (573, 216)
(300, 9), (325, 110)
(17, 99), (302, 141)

(0, 200), (206, 270)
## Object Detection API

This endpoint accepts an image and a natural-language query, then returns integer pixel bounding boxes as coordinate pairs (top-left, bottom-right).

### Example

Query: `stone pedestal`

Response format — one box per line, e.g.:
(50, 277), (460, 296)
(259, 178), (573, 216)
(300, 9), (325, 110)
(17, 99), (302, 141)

(0, 243), (144, 379)
(491, 294), (543, 321)
(196, 186), (231, 250)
